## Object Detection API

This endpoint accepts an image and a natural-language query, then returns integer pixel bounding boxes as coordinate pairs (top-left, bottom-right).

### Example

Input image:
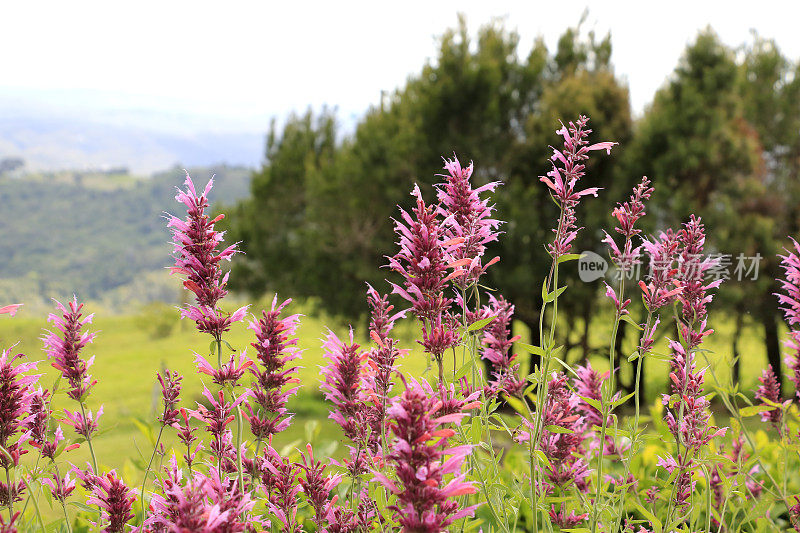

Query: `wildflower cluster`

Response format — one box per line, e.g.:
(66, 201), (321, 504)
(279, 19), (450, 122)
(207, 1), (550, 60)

(3, 117), (800, 533)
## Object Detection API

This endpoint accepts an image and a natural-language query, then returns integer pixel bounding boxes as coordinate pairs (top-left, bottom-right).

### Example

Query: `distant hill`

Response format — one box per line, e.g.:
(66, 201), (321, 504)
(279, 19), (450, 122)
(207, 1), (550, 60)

(0, 88), (269, 174)
(0, 114), (265, 174)
(0, 165), (252, 312)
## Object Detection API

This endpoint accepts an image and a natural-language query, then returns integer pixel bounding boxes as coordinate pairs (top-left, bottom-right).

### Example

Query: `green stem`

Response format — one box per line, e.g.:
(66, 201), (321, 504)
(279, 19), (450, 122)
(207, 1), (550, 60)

(235, 404), (245, 494)
(4, 467), (11, 522)
(78, 400), (99, 476)
(21, 476), (46, 532)
(591, 268), (626, 533)
(53, 462), (73, 533)
(140, 424), (165, 522)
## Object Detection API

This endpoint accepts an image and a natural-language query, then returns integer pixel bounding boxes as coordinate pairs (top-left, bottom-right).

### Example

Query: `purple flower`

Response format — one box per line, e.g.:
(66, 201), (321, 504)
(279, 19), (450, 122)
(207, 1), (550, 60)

(435, 155), (502, 286)
(366, 283), (406, 345)
(195, 350), (253, 388)
(244, 296), (301, 440)
(603, 177), (653, 272)
(174, 408), (202, 472)
(480, 295), (524, 397)
(0, 305), (22, 317)
(297, 443), (342, 529)
(388, 184), (461, 321)
(156, 369), (182, 427)
(0, 350), (37, 471)
(257, 443), (301, 533)
(539, 115), (616, 258)
(42, 471), (76, 502)
(661, 341), (726, 511)
(419, 313), (459, 362)
(168, 174), (248, 341)
(43, 297), (97, 401)
(777, 239), (800, 399)
(754, 365), (786, 432)
(675, 216), (721, 347)
(364, 286), (407, 453)
(320, 329), (369, 444)
(549, 505), (588, 528)
(603, 281), (631, 316)
(189, 387), (249, 472)
(638, 317), (661, 357)
(63, 406), (103, 440)
(373, 377), (479, 532)
(146, 457), (255, 533)
(640, 229), (682, 311)
(573, 363), (606, 430)
(86, 470), (135, 533)
(518, 373), (590, 491)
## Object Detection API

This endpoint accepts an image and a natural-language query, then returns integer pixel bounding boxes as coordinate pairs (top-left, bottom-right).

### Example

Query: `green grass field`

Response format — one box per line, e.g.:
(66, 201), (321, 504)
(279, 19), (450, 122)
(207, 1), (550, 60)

(0, 296), (778, 489)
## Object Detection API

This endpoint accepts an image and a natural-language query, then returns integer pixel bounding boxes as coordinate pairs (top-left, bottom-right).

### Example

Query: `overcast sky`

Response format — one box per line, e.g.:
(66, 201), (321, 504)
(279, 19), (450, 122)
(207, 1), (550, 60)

(2, 1), (800, 134)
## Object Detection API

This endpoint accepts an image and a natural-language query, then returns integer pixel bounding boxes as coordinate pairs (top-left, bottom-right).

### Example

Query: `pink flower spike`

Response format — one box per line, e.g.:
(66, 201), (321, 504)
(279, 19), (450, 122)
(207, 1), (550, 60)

(0, 304), (22, 317)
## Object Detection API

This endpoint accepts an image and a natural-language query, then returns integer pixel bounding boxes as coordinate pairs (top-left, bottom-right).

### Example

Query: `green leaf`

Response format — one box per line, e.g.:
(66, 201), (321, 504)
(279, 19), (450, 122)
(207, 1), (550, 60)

(543, 285), (567, 303)
(505, 396), (530, 418)
(740, 405), (775, 417)
(517, 342), (544, 356)
(222, 339), (237, 352)
(467, 316), (495, 332)
(611, 391), (635, 408)
(633, 502), (663, 532)
(552, 356), (578, 377)
(620, 314), (643, 330)
(544, 425), (574, 434)
(577, 394), (602, 411)
(557, 253), (582, 264)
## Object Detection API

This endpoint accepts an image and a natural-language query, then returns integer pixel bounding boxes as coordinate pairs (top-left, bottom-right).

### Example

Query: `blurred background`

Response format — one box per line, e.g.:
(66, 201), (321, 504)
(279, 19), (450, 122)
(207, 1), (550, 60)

(2, 0), (800, 471)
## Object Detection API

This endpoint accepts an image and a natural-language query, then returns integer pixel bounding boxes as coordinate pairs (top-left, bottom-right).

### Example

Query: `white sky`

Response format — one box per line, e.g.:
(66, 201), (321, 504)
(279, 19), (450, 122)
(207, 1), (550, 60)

(2, 1), (800, 132)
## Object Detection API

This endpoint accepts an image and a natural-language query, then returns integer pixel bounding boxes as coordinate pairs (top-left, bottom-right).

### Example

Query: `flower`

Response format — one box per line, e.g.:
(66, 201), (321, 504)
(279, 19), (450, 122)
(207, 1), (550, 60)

(387, 184), (461, 321)
(195, 350), (253, 388)
(86, 470), (135, 533)
(675, 216), (721, 347)
(661, 340), (726, 511)
(156, 369), (182, 427)
(173, 408), (202, 471)
(320, 329), (369, 446)
(189, 387), (249, 472)
(0, 350), (38, 471)
(0, 305), (21, 317)
(777, 238), (800, 399)
(603, 177), (653, 272)
(480, 295), (523, 397)
(640, 229), (682, 311)
(298, 443), (342, 529)
(540, 115), (616, 257)
(245, 296), (301, 440)
(168, 173), (248, 341)
(549, 505), (588, 528)
(435, 155), (502, 286)
(754, 365), (786, 432)
(364, 285), (408, 454)
(373, 377), (479, 532)
(42, 297), (97, 401)
(42, 472), (76, 502)
(63, 406), (103, 440)
(258, 442), (301, 533)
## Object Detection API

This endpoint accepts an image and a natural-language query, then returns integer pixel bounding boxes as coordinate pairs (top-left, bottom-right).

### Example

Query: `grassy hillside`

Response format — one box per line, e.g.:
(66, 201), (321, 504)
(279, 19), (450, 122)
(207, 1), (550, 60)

(0, 297), (775, 484)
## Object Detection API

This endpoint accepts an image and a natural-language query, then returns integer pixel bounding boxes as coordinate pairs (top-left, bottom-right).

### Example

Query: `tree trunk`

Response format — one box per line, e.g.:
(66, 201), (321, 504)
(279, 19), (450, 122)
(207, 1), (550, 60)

(762, 295), (783, 396)
(732, 309), (744, 386)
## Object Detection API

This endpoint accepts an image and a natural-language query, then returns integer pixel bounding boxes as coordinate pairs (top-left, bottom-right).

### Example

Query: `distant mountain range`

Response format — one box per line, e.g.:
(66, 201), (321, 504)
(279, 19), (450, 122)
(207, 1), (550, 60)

(0, 88), (269, 174)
